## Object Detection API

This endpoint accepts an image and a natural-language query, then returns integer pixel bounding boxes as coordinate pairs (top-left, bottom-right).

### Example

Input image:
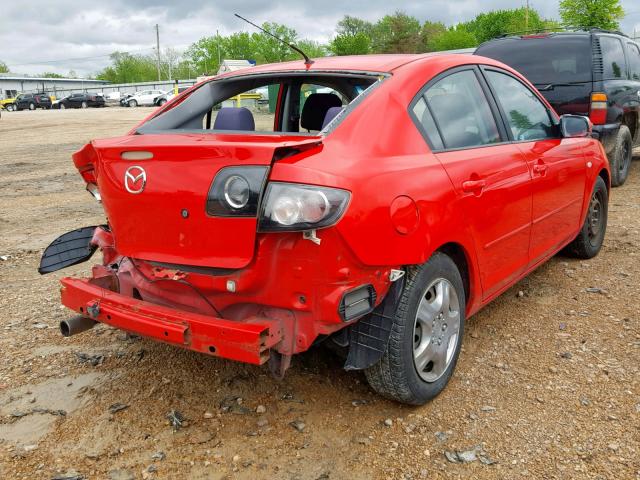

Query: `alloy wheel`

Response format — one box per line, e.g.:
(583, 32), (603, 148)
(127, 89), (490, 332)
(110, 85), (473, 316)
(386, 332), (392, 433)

(413, 278), (461, 383)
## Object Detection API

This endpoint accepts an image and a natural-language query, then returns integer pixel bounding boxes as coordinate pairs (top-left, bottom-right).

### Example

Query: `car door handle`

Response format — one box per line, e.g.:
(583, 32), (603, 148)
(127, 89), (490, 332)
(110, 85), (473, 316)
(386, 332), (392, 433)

(462, 179), (486, 193)
(533, 163), (548, 175)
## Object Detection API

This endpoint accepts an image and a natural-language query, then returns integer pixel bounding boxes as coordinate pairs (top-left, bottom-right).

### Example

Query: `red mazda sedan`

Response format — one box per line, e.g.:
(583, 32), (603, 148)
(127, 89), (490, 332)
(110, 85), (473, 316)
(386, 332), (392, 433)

(40, 54), (609, 405)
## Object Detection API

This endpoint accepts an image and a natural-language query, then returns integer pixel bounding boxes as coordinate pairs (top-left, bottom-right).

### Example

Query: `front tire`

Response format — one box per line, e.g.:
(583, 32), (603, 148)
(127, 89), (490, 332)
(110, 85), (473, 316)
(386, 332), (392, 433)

(81, 101), (88, 109)
(29, 103), (35, 110)
(563, 176), (608, 259)
(365, 253), (465, 405)
(609, 125), (632, 187)
(128, 99), (138, 107)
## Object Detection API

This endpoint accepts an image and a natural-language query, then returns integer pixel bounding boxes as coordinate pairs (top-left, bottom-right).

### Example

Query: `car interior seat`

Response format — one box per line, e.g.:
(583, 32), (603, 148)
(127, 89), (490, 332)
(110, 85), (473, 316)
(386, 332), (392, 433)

(213, 107), (256, 131)
(300, 93), (343, 131)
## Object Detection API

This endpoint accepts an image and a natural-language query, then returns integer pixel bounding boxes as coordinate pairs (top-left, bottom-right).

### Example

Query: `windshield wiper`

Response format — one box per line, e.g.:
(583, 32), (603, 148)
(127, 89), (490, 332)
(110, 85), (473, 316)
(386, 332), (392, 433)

(536, 83), (577, 91)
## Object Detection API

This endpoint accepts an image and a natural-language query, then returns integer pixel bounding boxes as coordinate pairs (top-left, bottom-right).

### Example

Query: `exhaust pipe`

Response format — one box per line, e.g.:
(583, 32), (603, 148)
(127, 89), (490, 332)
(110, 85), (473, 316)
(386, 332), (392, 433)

(60, 315), (96, 337)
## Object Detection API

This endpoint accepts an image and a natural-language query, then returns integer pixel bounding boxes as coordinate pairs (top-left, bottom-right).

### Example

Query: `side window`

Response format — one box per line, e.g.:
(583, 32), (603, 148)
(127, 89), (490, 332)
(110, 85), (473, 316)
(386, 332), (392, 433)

(485, 70), (555, 141)
(600, 36), (627, 79)
(412, 97), (444, 150)
(204, 83), (280, 132)
(421, 69), (501, 150)
(627, 43), (640, 81)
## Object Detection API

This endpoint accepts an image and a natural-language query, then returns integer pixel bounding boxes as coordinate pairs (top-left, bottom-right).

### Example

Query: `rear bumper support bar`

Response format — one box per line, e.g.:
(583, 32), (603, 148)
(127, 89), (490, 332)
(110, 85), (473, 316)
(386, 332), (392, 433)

(60, 277), (283, 365)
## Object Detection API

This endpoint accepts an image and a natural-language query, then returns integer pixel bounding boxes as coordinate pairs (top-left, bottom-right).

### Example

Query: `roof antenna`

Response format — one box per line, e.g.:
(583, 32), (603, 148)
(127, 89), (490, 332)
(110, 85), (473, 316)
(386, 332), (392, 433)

(234, 13), (314, 67)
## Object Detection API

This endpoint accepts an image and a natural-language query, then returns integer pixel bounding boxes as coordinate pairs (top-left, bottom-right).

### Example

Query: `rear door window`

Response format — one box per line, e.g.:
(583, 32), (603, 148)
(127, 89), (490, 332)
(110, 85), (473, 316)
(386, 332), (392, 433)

(599, 36), (627, 79)
(627, 42), (640, 81)
(485, 70), (555, 141)
(418, 69), (501, 150)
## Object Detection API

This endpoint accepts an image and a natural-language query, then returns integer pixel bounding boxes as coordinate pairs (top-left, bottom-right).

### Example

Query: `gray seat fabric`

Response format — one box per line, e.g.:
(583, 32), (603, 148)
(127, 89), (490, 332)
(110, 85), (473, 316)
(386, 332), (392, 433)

(428, 94), (482, 149)
(301, 93), (342, 131)
(321, 106), (344, 129)
(213, 107), (255, 131)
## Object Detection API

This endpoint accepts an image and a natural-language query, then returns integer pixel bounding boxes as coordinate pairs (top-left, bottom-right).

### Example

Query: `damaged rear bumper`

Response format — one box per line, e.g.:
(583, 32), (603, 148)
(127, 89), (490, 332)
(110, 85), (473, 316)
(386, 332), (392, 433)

(60, 277), (283, 365)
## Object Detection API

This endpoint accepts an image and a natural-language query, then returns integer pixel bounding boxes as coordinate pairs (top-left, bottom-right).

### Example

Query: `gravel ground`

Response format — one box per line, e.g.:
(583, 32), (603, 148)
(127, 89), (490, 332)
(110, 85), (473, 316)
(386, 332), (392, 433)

(0, 107), (639, 480)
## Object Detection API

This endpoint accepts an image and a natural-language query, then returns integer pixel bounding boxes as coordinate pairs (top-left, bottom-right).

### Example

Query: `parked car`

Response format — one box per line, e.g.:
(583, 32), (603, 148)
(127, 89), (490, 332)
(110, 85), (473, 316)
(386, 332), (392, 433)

(119, 93), (134, 107)
(53, 93), (105, 109)
(0, 96), (18, 111)
(15, 92), (52, 110)
(40, 54), (609, 405)
(475, 29), (640, 186)
(153, 86), (191, 106)
(125, 89), (167, 107)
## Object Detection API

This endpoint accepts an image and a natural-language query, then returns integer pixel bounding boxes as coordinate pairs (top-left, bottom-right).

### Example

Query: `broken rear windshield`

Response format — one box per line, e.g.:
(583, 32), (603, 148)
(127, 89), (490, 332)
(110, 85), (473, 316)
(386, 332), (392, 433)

(137, 72), (384, 136)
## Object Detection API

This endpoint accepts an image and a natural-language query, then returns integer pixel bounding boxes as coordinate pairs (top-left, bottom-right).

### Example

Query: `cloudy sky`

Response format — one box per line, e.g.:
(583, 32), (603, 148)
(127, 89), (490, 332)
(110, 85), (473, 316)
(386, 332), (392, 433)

(2, 0), (640, 77)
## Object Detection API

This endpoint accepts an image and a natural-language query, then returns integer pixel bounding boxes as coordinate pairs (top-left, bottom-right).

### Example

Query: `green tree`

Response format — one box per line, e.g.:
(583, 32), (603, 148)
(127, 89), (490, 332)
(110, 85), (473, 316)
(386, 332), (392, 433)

(252, 22), (300, 63)
(330, 32), (371, 55)
(421, 21), (447, 52)
(559, 0), (624, 30)
(295, 39), (327, 59)
(0, 61), (8, 73)
(40, 72), (65, 78)
(429, 25), (478, 51)
(96, 52), (158, 83)
(330, 15), (373, 55)
(336, 15), (374, 37)
(464, 8), (558, 44)
(371, 11), (422, 53)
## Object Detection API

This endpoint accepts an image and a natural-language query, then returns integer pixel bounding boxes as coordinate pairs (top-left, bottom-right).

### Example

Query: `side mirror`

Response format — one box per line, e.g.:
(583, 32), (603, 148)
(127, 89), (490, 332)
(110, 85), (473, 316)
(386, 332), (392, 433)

(560, 115), (591, 138)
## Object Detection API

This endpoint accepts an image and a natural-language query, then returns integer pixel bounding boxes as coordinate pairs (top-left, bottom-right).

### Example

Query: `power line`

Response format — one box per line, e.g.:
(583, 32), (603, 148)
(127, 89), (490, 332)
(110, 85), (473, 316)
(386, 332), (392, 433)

(6, 48), (156, 67)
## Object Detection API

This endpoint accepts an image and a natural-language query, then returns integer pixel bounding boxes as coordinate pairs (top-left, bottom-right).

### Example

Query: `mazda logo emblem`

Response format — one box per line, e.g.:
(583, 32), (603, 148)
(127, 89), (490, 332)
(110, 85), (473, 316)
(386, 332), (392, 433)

(124, 166), (146, 194)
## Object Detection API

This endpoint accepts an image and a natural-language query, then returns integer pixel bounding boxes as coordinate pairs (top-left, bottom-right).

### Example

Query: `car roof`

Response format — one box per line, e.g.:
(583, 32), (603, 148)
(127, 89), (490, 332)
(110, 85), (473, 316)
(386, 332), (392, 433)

(481, 29), (630, 43)
(218, 54), (433, 77)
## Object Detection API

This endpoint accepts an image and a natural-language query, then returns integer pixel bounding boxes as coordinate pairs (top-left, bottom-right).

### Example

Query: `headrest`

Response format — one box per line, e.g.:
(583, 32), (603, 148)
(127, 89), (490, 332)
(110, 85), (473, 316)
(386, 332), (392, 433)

(321, 106), (344, 129)
(300, 93), (342, 131)
(213, 107), (255, 131)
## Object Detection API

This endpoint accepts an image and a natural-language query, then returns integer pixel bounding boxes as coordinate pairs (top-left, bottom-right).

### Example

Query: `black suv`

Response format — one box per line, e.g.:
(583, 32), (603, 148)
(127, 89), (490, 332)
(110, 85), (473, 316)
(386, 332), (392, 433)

(476, 30), (640, 186)
(15, 93), (53, 111)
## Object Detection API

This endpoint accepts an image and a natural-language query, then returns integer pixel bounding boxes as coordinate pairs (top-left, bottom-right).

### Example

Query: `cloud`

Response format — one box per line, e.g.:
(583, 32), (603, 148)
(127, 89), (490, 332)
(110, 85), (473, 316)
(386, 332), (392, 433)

(2, 0), (639, 76)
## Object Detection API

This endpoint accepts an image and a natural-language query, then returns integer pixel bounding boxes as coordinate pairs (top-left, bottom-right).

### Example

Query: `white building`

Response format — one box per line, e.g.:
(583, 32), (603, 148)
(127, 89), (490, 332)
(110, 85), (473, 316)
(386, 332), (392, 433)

(0, 74), (110, 100)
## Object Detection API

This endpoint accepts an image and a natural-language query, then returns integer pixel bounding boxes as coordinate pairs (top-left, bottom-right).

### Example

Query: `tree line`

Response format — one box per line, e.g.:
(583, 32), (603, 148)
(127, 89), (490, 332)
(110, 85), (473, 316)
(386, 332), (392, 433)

(0, 0), (626, 82)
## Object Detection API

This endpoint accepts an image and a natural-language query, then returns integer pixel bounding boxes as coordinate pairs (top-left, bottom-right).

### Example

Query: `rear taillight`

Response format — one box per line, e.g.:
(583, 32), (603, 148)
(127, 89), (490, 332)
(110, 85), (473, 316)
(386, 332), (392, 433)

(589, 93), (608, 125)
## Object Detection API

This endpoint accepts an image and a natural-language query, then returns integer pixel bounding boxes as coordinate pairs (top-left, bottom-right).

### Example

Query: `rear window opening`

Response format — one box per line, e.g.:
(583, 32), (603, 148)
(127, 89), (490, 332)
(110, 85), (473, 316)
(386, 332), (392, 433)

(137, 72), (383, 136)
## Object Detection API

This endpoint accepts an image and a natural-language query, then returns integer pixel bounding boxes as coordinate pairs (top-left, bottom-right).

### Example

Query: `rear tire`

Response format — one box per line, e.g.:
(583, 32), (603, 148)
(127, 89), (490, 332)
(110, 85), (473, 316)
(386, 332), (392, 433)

(6, 104), (14, 112)
(81, 101), (88, 109)
(609, 125), (632, 187)
(563, 176), (608, 259)
(29, 103), (35, 110)
(365, 253), (465, 405)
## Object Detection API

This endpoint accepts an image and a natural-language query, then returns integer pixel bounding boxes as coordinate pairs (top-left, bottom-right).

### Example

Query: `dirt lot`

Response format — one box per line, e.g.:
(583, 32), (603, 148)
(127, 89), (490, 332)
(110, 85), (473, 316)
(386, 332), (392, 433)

(0, 107), (638, 480)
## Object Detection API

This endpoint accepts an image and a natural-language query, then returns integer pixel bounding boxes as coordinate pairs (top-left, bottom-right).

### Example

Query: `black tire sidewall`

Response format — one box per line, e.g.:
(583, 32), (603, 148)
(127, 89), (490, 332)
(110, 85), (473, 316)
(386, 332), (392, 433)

(583, 176), (608, 256)
(611, 125), (632, 187)
(396, 254), (466, 403)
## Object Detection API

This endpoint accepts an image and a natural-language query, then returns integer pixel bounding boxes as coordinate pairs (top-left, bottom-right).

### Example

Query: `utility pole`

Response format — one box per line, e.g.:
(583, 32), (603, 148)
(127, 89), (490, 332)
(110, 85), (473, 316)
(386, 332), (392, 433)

(216, 29), (221, 70)
(155, 24), (161, 81)
(525, 0), (529, 31)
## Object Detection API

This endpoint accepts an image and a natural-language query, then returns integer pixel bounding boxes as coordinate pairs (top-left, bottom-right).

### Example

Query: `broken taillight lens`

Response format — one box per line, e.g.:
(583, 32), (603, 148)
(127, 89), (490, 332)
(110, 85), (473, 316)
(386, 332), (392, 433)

(86, 183), (101, 202)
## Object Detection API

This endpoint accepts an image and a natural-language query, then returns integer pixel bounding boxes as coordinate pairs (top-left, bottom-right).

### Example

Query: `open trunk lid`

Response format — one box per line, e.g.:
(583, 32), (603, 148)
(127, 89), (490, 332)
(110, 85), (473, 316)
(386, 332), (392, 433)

(75, 133), (320, 269)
